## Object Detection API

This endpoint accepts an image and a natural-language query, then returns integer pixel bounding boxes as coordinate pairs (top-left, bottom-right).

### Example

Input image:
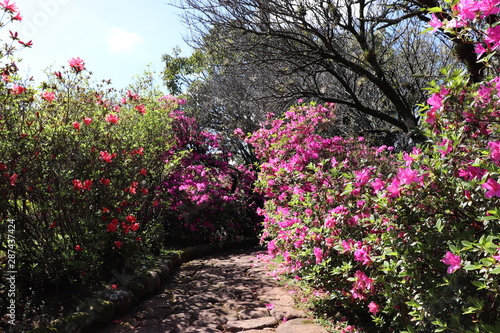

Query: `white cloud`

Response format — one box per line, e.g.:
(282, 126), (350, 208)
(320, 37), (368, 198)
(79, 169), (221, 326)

(106, 27), (143, 54)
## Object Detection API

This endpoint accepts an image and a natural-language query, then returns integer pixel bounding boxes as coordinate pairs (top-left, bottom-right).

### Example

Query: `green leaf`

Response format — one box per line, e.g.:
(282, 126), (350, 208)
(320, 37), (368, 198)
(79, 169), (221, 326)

(427, 6), (443, 13)
(471, 281), (487, 289)
(490, 267), (500, 274)
(464, 264), (482, 271)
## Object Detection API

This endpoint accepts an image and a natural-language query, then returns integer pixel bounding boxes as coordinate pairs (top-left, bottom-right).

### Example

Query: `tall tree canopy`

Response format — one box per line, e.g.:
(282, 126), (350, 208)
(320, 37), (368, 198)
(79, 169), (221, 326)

(166, 0), (462, 155)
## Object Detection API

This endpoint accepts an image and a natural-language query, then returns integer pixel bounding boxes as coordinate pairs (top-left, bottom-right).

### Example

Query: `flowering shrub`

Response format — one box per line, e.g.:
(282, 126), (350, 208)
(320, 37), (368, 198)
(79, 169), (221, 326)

(157, 108), (261, 245)
(0, 2), (259, 326)
(248, 2), (500, 332)
(249, 92), (500, 331)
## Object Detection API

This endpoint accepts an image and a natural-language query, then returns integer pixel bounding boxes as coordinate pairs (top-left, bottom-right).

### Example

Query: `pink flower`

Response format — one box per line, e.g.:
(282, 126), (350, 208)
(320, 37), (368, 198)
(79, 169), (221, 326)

(41, 91), (55, 102)
(441, 252), (462, 273)
(265, 303), (274, 310)
(105, 113), (119, 124)
(354, 247), (372, 265)
(314, 247), (324, 264)
(83, 117), (92, 125)
(68, 57), (85, 72)
(397, 168), (422, 186)
(429, 13), (443, 32)
(368, 301), (380, 315)
(11, 84), (25, 95)
(0, 0), (18, 13)
(458, 166), (486, 180)
(234, 128), (245, 137)
(482, 178), (500, 198)
(485, 25), (500, 50)
(437, 139), (453, 157)
(494, 249), (500, 261)
(488, 141), (500, 163)
(427, 91), (445, 112)
(387, 178), (402, 198)
(456, 0), (479, 20)
(477, 0), (500, 17)
(341, 239), (355, 253)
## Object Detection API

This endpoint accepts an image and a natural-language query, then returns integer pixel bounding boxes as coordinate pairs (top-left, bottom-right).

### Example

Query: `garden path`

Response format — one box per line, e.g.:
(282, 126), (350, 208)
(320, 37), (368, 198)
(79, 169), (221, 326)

(94, 247), (327, 333)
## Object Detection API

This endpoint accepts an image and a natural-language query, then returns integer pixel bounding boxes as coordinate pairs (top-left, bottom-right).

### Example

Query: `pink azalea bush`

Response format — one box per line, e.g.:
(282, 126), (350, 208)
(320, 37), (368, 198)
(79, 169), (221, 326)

(249, 95), (500, 331)
(247, 2), (500, 332)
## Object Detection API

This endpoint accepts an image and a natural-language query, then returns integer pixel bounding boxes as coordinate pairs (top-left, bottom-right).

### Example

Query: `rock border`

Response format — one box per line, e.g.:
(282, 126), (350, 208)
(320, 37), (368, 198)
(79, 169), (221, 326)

(26, 238), (259, 333)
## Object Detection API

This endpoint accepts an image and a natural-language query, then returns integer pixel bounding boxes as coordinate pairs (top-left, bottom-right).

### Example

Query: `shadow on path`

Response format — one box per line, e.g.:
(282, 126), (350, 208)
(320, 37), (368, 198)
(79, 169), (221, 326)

(94, 247), (327, 333)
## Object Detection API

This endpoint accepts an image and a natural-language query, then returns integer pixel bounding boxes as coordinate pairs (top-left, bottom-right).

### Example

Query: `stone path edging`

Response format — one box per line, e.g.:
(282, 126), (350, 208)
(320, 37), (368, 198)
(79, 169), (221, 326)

(26, 239), (259, 333)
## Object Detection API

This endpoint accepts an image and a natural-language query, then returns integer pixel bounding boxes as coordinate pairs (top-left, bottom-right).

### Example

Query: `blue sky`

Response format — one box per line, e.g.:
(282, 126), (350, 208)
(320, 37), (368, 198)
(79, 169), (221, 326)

(6, 0), (192, 91)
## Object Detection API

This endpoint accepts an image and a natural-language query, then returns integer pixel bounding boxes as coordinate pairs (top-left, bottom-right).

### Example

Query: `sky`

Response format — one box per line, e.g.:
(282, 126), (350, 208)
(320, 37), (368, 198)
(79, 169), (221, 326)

(4, 0), (192, 91)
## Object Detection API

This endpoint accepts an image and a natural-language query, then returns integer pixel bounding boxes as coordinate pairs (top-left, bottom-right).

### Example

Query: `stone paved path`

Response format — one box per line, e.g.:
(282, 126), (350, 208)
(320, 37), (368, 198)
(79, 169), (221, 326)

(95, 247), (328, 333)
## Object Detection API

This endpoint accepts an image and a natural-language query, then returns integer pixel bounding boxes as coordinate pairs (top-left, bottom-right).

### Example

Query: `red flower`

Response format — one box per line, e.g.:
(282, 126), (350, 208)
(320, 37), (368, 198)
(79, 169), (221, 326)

(75, 245), (82, 251)
(100, 151), (116, 163)
(141, 188), (149, 195)
(102, 207), (110, 213)
(83, 180), (93, 191)
(139, 168), (147, 175)
(18, 40), (32, 47)
(11, 84), (25, 95)
(132, 147), (144, 155)
(135, 104), (146, 114)
(83, 117), (92, 125)
(9, 173), (17, 186)
(1, 0), (19, 13)
(12, 12), (22, 21)
(72, 121), (80, 130)
(73, 179), (83, 190)
(125, 215), (136, 223)
(111, 284), (118, 290)
(68, 57), (85, 73)
(114, 241), (122, 249)
(105, 114), (119, 124)
(100, 178), (111, 185)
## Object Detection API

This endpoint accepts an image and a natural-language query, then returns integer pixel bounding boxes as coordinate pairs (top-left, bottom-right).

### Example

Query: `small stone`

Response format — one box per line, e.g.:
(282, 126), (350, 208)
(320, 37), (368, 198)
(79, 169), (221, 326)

(239, 307), (270, 320)
(270, 307), (306, 321)
(226, 316), (279, 332)
(275, 318), (328, 333)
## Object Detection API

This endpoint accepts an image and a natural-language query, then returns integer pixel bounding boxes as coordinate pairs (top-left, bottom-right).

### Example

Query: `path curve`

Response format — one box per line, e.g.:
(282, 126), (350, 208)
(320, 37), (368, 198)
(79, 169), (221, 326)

(95, 247), (327, 333)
